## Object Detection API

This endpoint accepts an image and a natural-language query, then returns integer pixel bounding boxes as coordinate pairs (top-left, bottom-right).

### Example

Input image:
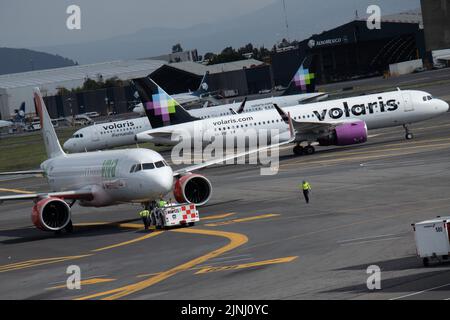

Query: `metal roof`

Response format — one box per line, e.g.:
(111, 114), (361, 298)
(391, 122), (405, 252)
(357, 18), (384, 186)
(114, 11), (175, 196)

(0, 59), (166, 89)
(168, 59), (265, 76)
(357, 8), (422, 25)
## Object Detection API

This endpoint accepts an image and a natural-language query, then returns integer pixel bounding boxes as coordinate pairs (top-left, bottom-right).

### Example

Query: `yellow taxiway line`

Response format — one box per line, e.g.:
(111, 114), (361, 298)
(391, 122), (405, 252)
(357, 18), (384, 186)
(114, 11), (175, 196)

(205, 214), (280, 227)
(0, 223), (162, 273)
(195, 256), (298, 274)
(46, 278), (116, 290)
(75, 228), (249, 300)
(0, 254), (93, 273)
(201, 212), (236, 220)
(0, 188), (34, 194)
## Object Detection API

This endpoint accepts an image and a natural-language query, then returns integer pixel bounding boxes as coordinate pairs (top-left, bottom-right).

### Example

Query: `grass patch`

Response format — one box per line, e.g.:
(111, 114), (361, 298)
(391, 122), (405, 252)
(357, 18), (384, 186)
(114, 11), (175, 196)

(0, 127), (170, 171)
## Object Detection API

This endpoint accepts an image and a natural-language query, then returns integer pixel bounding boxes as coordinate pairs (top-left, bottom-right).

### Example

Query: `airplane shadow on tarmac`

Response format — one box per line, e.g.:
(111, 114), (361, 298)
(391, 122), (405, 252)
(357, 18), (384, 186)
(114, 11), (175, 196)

(0, 218), (149, 245)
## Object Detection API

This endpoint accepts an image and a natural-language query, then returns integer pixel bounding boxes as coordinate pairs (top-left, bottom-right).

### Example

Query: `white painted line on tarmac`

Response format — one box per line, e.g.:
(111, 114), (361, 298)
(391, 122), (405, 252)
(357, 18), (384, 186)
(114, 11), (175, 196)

(338, 234), (399, 243)
(339, 236), (405, 246)
(390, 282), (450, 300)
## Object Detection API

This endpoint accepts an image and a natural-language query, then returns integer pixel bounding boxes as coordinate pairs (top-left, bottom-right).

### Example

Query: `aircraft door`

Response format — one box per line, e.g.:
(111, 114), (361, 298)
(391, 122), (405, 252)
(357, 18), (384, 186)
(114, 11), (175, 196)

(92, 128), (100, 141)
(402, 92), (414, 112)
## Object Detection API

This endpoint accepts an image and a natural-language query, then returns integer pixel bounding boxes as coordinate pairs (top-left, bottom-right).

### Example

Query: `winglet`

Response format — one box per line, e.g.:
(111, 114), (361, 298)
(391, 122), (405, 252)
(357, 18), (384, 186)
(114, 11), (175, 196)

(236, 97), (247, 114)
(273, 103), (289, 124)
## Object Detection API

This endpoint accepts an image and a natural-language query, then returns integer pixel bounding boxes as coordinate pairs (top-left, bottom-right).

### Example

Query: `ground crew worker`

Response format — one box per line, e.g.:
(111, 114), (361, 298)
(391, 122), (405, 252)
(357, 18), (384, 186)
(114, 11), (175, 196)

(300, 180), (312, 204)
(157, 194), (167, 208)
(154, 195), (168, 228)
(139, 208), (151, 230)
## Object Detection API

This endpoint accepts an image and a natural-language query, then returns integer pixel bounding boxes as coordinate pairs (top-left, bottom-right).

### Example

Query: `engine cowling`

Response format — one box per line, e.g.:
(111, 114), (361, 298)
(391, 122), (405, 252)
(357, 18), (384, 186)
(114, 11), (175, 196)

(32, 198), (71, 231)
(318, 120), (368, 146)
(174, 174), (212, 206)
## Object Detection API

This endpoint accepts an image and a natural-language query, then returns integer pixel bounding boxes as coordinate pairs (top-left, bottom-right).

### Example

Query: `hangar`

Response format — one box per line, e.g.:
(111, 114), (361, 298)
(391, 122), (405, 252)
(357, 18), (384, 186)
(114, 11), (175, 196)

(272, 9), (425, 85)
(150, 59), (273, 96)
(0, 59), (165, 120)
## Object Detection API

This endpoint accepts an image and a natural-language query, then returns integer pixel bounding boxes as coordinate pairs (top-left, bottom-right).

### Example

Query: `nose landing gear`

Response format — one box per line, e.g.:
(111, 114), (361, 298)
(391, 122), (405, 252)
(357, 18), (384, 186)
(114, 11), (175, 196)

(403, 124), (414, 140)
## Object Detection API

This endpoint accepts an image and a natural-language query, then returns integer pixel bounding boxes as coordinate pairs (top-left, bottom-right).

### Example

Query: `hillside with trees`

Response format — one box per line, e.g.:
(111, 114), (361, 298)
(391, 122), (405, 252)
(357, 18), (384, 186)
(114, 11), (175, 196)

(0, 47), (77, 75)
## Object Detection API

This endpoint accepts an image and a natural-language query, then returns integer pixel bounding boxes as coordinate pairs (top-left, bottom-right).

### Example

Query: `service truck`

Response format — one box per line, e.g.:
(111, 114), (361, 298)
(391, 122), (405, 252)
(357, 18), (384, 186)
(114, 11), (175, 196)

(412, 216), (450, 266)
(151, 203), (200, 229)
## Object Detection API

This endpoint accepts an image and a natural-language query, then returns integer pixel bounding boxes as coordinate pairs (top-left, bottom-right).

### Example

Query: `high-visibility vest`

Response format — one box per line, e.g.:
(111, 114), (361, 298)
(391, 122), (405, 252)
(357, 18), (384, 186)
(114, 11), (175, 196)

(139, 210), (150, 217)
(301, 182), (311, 191)
(157, 200), (167, 208)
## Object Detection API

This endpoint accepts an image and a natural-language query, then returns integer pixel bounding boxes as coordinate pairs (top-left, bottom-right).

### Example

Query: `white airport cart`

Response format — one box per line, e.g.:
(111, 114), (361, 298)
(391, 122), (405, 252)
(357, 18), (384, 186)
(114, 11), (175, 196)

(412, 216), (450, 266)
(151, 203), (200, 229)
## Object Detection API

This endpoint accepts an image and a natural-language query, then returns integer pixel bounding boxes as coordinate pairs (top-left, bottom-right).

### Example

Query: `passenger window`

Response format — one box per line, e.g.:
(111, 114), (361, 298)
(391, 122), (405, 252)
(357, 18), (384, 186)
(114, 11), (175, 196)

(155, 161), (165, 168)
(142, 163), (155, 170)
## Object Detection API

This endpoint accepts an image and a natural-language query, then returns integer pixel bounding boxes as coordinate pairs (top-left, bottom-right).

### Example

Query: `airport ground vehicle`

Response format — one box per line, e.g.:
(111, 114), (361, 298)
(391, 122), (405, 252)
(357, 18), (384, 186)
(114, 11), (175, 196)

(412, 216), (450, 266)
(152, 203), (199, 229)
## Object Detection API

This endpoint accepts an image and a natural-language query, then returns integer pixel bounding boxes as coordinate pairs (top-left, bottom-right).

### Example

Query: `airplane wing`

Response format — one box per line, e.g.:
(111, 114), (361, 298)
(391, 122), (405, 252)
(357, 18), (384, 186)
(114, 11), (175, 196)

(0, 170), (45, 176)
(273, 104), (357, 135)
(173, 134), (295, 177)
(0, 189), (94, 204)
(137, 130), (176, 141)
(298, 92), (329, 104)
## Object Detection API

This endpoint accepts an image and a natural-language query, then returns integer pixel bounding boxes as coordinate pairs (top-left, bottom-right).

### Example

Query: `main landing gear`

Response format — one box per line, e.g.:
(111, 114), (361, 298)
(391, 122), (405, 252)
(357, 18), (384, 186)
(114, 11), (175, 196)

(293, 144), (315, 156)
(403, 124), (414, 140)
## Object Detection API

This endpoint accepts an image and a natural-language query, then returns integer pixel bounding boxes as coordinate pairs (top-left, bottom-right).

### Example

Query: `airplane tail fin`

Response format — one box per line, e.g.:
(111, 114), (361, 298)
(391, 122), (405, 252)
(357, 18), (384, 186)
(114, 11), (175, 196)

(132, 77), (198, 129)
(33, 88), (66, 158)
(282, 55), (316, 96)
(192, 71), (210, 97)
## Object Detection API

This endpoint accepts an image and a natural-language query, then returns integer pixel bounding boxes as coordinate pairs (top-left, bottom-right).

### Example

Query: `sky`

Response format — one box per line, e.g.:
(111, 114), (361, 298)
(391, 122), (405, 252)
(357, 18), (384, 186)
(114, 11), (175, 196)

(0, 0), (421, 62)
(0, 0), (277, 47)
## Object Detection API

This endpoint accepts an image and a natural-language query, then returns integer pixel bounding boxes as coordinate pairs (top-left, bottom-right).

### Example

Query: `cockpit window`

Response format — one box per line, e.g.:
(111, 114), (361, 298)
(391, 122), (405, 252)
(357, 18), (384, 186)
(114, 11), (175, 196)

(134, 164), (142, 172)
(142, 163), (155, 170)
(155, 161), (165, 168)
(130, 164), (136, 173)
(423, 96), (427, 101)
(427, 95), (432, 100)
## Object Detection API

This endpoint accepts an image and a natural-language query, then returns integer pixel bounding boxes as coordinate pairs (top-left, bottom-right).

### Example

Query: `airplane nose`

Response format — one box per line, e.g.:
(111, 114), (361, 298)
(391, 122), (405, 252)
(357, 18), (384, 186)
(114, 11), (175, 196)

(158, 167), (174, 193)
(63, 140), (71, 150)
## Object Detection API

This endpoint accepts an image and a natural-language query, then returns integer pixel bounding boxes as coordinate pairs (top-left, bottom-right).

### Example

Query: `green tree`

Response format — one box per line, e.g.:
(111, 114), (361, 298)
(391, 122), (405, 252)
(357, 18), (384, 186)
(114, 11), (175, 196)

(172, 43), (183, 53)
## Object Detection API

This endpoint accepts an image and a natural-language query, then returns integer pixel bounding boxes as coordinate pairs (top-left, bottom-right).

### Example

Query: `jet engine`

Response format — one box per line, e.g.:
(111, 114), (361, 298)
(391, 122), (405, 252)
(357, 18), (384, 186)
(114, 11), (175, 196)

(318, 120), (368, 146)
(174, 174), (212, 206)
(31, 198), (71, 231)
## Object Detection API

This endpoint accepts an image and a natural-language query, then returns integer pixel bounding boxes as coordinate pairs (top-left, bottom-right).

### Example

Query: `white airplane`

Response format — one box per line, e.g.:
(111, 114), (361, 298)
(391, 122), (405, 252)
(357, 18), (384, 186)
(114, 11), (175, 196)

(133, 72), (211, 114)
(0, 88), (289, 233)
(64, 63), (326, 152)
(0, 102), (27, 129)
(132, 60), (326, 115)
(0, 120), (13, 128)
(134, 78), (449, 156)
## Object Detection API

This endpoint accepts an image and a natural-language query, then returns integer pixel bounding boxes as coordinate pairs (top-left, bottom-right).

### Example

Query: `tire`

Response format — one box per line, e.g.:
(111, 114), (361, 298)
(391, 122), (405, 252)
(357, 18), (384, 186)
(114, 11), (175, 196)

(423, 257), (429, 267)
(406, 133), (413, 140)
(293, 146), (304, 156)
(188, 222), (195, 227)
(304, 146), (315, 155)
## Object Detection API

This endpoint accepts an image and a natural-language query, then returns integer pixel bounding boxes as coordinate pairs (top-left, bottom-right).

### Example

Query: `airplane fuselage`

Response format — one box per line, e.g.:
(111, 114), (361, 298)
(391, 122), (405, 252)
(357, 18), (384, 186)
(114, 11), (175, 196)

(64, 93), (322, 152)
(136, 90), (449, 146)
(41, 148), (173, 207)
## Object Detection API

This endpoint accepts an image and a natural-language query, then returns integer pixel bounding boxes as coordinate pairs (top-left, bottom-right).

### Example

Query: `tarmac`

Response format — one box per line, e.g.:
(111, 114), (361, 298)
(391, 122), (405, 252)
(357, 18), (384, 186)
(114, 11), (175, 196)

(1, 74), (450, 300)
